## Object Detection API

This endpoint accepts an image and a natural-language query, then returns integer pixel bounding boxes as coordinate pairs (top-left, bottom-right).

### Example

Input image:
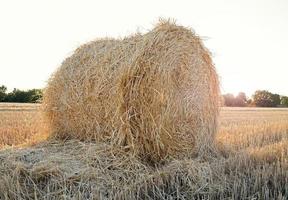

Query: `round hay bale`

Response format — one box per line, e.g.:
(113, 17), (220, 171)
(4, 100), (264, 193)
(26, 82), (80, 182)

(43, 20), (220, 163)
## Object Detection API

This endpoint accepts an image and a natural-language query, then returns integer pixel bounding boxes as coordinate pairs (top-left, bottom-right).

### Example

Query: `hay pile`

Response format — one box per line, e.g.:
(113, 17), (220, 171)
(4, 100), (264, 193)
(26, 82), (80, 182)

(43, 20), (220, 163)
(1, 140), (287, 199)
(0, 140), (221, 200)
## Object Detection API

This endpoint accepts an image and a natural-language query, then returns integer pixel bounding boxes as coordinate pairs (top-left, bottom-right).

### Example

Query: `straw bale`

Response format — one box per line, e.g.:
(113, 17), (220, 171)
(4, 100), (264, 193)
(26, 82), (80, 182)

(43, 20), (220, 162)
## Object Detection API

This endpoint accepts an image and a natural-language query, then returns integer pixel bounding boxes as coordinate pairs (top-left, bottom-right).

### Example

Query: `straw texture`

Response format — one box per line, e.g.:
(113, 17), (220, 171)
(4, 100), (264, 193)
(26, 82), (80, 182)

(0, 140), (230, 199)
(43, 20), (220, 163)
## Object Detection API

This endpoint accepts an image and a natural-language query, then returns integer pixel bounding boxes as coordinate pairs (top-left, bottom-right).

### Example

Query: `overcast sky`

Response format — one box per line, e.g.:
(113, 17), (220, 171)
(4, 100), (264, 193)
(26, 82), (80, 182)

(0, 0), (287, 96)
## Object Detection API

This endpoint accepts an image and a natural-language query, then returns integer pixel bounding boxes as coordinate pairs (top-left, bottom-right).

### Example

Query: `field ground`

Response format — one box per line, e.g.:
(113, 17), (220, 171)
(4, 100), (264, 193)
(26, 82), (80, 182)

(0, 103), (45, 148)
(0, 103), (287, 199)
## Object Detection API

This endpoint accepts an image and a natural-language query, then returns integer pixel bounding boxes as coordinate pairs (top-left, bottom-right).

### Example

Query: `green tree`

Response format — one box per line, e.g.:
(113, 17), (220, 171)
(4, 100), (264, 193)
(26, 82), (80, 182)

(271, 93), (281, 106)
(0, 85), (7, 102)
(4, 88), (28, 102)
(28, 89), (43, 103)
(252, 90), (280, 107)
(3, 88), (43, 103)
(281, 96), (288, 107)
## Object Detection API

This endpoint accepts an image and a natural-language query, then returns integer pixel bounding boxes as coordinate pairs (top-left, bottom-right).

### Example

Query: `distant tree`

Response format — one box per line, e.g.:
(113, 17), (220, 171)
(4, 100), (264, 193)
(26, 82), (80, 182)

(3, 88), (43, 103)
(234, 92), (247, 107)
(4, 88), (28, 102)
(247, 99), (253, 106)
(252, 90), (280, 107)
(0, 85), (7, 102)
(223, 93), (234, 106)
(222, 92), (248, 107)
(281, 96), (288, 107)
(28, 89), (43, 103)
(271, 93), (281, 106)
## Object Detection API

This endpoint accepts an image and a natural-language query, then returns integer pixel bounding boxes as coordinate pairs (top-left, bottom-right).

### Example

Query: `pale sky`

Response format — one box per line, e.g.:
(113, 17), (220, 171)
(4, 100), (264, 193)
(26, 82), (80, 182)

(0, 0), (287, 97)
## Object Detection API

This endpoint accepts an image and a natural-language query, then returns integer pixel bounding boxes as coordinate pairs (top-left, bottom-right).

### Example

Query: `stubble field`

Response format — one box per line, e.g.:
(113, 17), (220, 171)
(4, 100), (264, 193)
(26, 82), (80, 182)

(0, 103), (287, 199)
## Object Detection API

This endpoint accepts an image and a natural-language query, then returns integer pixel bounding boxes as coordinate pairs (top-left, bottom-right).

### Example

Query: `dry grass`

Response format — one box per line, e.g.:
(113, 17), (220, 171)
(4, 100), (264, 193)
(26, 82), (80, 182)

(0, 103), (47, 149)
(43, 20), (220, 163)
(0, 105), (287, 199)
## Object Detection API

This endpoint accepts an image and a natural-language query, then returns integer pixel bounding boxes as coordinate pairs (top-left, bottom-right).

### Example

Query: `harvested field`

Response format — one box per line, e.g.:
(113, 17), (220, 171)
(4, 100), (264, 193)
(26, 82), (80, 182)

(0, 103), (46, 149)
(0, 104), (287, 199)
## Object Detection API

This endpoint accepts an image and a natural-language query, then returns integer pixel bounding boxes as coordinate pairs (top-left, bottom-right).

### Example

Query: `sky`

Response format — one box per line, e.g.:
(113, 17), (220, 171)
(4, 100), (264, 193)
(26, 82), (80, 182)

(0, 0), (287, 97)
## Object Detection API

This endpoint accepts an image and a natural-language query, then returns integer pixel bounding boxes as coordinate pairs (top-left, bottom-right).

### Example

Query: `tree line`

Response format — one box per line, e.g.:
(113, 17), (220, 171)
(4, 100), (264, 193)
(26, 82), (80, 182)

(1, 84), (287, 107)
(223, 90), (288, 107)
(0, 85), (42, 103)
